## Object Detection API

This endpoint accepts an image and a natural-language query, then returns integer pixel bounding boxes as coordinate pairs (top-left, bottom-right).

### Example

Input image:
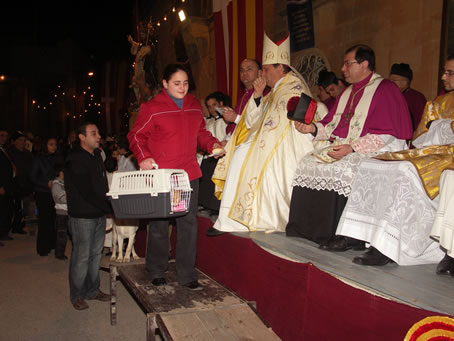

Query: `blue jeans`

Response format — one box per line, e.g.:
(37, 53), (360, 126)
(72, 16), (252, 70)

(68, 216), (106, 303)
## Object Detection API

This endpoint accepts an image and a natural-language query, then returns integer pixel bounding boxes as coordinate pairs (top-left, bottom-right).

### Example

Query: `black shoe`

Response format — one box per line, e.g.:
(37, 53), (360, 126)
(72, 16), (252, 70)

(352, 247), (393, 266)
(206, 227), (225, 237)
(0, 235), (13, 241)
(39, 253), (49, 257)
(319, 236), (365, 252)
(55, 255), (68, 260)
(12, 229), (26, 235)
(152, 277), (167, 286)
(183, 280), (203, 291)
(436, 254), (454, 276)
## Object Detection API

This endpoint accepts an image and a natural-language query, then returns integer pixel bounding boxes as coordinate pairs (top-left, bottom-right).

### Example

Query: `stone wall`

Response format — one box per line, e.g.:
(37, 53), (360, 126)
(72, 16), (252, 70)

(264, 0), (444, 100)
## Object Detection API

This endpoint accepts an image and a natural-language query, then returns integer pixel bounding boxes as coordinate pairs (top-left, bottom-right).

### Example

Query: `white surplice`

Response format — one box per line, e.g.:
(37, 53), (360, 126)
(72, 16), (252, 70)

(336, 119), (454, 265)
(431, 170), (454, 258)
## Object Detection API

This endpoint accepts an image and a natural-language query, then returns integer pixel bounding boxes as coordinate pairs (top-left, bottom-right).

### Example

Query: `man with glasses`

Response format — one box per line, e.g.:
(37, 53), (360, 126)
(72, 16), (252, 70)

(334, 55), (454, 269)
(286, 44), (413, 249)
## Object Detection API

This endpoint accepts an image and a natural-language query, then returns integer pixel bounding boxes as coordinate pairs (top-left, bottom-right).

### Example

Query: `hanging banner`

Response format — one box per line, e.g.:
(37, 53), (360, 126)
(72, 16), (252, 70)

(213, 0), (264, 107)
(287, 0), (315, 52)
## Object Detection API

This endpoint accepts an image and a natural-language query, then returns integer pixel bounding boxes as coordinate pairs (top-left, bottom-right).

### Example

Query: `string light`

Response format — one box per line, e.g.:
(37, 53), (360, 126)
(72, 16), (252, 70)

(32, 75), (102, 121)
(178, 10), (186, 22)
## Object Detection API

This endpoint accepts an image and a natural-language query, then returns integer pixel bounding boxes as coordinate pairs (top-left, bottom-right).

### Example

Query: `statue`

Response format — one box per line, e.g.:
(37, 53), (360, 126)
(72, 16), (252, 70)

(127, 18), (158, 106)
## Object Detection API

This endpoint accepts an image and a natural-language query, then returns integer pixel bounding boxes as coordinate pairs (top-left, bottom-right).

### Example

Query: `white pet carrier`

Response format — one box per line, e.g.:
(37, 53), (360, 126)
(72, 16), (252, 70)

(106, 169), (192, 219)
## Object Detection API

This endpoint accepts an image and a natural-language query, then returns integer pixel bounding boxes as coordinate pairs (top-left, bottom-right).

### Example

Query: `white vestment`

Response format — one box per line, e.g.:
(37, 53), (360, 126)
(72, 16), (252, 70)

(214, 74), (323, 232)
(431, 170), (454, 258)
(337, 119), (454, 265)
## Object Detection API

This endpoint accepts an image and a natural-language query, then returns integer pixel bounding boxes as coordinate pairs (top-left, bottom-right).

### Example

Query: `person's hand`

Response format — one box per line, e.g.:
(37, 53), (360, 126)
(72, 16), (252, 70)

(139, 158), (158, 170)
(253, 76), (267, 98)
(0, 187), (5, 196)
(48, 180), (53, 189)
(294, 122), (316, 134)
(327, 144), (353, 160)
(211, 143), (226, 159)
(222, 107), (238, 123)
(127, 35), (138, 46)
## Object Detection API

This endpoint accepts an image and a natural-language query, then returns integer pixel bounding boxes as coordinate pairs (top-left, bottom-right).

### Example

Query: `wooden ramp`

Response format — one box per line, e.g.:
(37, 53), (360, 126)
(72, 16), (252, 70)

(109, 262), (280, 341)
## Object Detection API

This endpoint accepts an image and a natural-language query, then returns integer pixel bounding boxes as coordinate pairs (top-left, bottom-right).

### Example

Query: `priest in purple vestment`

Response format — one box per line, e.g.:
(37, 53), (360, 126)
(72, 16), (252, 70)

(222, 59), (268, 136)
(285, 44), (413, 250)
(389, 63), (427, 132)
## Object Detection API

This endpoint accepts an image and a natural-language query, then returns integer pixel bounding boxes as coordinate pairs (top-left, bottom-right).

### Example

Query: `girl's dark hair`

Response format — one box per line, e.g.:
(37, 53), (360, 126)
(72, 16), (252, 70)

(162, 63), (189, 82)
(116, 134), (132, 156)
(54, 163), (65, 178)
(42, 137), (57, 155)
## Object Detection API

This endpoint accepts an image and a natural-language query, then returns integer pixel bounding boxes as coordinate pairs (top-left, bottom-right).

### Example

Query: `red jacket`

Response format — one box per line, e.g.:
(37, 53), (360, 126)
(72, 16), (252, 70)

(128, 90), (219, 180)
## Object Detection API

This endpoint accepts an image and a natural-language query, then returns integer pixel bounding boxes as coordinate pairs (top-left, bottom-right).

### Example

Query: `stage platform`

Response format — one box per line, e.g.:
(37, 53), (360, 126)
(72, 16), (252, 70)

(194, 216), (454, 340)
(249, 230), (454, 316)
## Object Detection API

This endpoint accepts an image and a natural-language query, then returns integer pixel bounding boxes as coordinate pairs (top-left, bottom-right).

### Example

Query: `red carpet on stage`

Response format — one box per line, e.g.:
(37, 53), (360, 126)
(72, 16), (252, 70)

(195, 217), (442, 341)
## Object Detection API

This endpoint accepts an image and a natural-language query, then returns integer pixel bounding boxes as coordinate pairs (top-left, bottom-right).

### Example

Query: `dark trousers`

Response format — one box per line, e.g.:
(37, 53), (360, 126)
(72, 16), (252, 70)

(11, 196), (25, 232)
(55, 214), (69, 257)
(198, 158), (220, 212)
(146, 179), (199, 285)
(35, 191), (56, 255)
(0, 195), (13, 238)
(68, 216), (106, 302)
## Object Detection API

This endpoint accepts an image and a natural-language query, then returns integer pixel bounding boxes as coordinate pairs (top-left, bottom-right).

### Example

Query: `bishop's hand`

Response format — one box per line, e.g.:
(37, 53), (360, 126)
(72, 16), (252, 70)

(253, 76), (267, 98)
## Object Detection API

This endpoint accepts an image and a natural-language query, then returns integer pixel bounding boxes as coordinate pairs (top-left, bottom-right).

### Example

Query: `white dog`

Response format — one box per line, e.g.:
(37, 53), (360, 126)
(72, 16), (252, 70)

(110, 219), (140, 263)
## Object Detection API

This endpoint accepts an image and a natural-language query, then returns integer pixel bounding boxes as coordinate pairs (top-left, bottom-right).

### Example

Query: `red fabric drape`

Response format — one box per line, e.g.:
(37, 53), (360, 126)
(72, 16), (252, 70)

(195, 217), (446, 341)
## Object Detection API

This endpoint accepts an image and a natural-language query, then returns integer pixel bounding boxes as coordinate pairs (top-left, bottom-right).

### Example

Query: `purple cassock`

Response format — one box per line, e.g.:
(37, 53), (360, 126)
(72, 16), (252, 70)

(402, 87), (427, 132)
(320, 72), (413, 140)
(322, 96), (336, 111)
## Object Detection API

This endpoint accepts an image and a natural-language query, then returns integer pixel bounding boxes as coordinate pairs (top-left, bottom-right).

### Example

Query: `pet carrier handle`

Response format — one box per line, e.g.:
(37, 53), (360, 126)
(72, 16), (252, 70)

(139, 163), (159, 170)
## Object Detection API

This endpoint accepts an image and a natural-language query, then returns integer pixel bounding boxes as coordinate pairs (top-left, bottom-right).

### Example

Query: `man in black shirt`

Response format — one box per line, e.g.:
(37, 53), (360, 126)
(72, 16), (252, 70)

(65, 122), (111, 310)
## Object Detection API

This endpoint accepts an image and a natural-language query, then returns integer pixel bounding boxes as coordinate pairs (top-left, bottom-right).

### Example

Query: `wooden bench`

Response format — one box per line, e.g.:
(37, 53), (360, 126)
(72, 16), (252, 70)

(109, 262), (280, 340)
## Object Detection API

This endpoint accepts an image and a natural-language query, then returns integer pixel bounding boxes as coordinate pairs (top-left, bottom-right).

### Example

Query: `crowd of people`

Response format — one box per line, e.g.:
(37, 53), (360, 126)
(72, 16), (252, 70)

(2, 31), (453, 311)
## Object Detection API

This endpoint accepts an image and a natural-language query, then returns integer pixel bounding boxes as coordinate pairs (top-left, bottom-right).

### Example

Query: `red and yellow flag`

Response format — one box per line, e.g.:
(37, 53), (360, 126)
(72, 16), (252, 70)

(213, 0), (263, 107)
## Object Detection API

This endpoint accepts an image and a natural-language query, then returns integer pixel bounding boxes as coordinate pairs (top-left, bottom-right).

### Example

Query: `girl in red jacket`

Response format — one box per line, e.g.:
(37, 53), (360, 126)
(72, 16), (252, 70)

(128, 63), (224, 290)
